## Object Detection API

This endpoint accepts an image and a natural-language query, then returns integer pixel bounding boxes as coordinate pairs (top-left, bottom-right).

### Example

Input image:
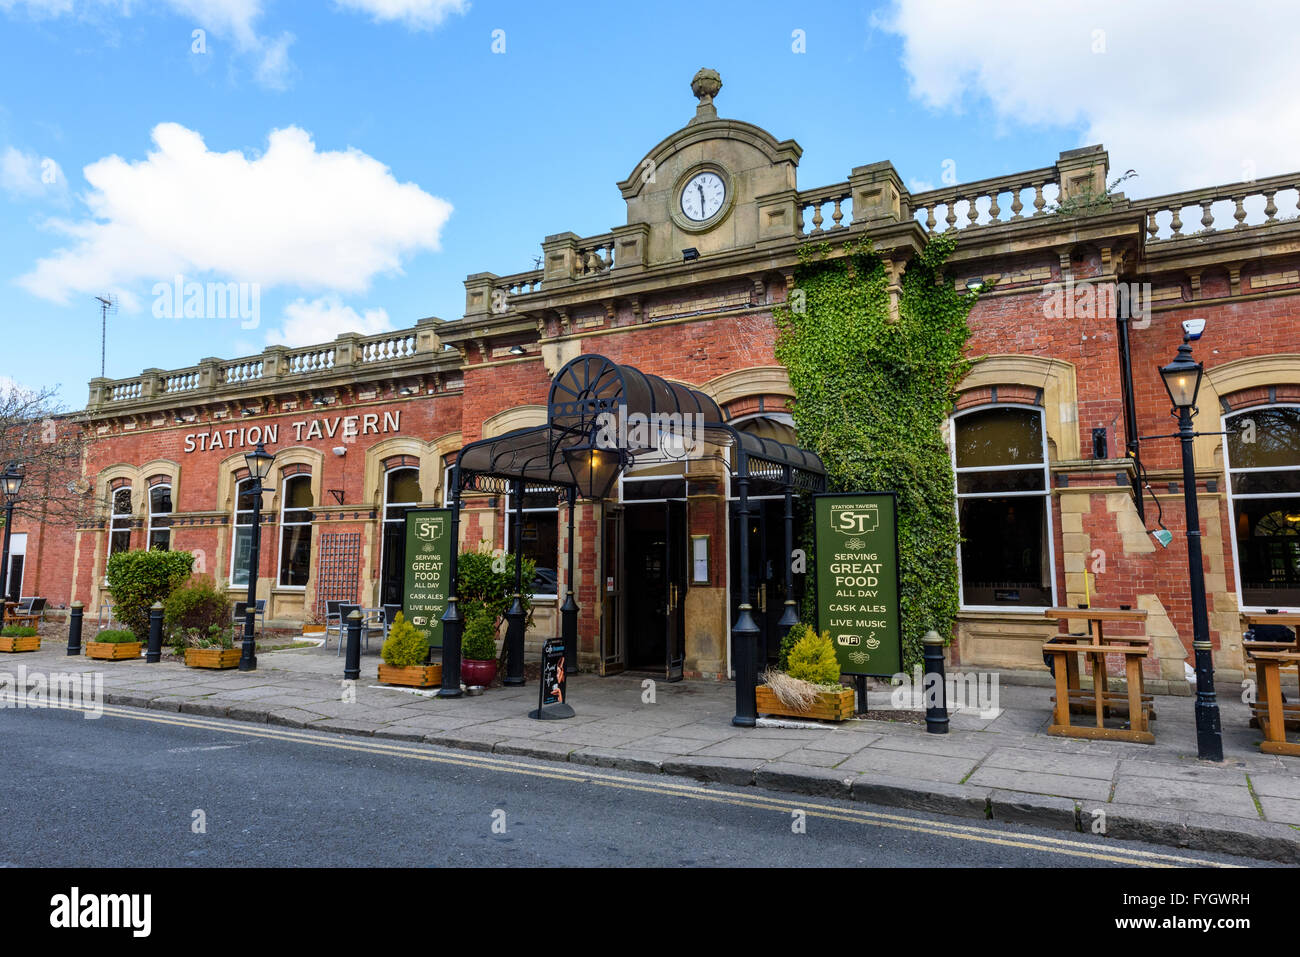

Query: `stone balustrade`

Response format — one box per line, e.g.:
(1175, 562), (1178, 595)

(88, 321), (451, 411)
(574, 234), (615, 277)
(909, 167), (1061, 233)
(797, 183), (854, 235)
(1137, 173), (1300, 242)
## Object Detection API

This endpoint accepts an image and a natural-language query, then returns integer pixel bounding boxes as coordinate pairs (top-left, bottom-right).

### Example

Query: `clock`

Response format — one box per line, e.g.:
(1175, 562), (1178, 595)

(680, 171), (726, 222)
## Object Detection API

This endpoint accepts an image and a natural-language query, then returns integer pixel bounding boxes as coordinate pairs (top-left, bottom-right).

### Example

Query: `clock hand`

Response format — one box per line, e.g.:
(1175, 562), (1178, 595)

(698, 184), (705, 210)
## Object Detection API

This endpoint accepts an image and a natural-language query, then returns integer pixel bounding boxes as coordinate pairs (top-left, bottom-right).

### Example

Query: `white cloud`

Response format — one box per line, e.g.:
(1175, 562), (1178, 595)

(1, 146), (66, 199)
(268, 294), (393, 347)
(333, 0), (468, 30)
(17, 122), (453, 305)
(879, 0), (1300, 194)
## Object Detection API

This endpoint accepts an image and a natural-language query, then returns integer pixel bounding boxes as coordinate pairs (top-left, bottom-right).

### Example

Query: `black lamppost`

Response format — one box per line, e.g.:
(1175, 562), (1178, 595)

(1158, 337), (1223, 762)
(238, 443), (275, 672)
(0, 463), (24, 605)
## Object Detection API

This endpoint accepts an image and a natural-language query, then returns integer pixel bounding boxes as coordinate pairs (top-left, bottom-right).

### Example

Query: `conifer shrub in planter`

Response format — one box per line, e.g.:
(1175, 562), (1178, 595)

(0, 625), (40, 653)
(164, 576), (228, 639)
(460, 603), (499, 687)
(378, 612), (441, 688)
(85, 628), (143, 661)
(756, 624), (853, 721)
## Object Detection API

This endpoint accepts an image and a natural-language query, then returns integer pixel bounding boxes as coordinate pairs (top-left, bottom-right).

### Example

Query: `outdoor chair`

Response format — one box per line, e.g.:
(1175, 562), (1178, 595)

(336, 603), (371, 656)
(381, 604), (402, 639)
(232, 600), (267, 639)
(323, 600), (343, 650)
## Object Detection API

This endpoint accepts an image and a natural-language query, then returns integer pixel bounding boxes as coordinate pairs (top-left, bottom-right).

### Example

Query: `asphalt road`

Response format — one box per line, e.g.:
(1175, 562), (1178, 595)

(0, 703), (1265, 868)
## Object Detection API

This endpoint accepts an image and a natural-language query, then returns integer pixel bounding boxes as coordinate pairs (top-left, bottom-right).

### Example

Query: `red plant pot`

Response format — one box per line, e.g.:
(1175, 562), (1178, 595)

(462, 658), (497, 687)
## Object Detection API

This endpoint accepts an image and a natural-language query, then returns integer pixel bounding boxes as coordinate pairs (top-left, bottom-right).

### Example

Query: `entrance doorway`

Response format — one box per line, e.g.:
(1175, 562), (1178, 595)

(5, 533), (25, 603)
(618, 500), (686, 679)
(730, 498), (806, 672)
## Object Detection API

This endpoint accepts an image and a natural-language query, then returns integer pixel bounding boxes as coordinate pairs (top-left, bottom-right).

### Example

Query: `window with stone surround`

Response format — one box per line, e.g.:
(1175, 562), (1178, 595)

(379, 466), (421, 607)
(147, 484), (173, 551)
(108, 486), (133, 561)
(277, 474), (314, 588)
(229, 478), (259, 587)
(1225, 404), (1300, 608)
(951, 404), (1055, 609)
(503, 486), (559, 598)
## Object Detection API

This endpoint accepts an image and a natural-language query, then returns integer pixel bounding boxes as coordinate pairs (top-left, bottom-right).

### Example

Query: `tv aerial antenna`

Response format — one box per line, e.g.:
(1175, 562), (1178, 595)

(94, 294), (117, 378)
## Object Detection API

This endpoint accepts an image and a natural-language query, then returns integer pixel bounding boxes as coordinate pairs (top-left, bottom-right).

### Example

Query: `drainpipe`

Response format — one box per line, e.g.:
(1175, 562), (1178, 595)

(1116, 296), (1145, 522)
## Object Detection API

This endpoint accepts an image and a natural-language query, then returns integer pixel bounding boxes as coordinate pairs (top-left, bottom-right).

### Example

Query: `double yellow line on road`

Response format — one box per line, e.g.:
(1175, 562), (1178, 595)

(14, 699), (1241, 868)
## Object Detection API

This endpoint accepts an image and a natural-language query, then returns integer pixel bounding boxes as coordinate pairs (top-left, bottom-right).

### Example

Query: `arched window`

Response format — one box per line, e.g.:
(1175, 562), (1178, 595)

(108, 487), (133, 559)
(229, 478), (259, 587)
(379, 466), (421, 606)
(147, 484), (173, 551)
(952, 405), (1055, 608)
(277, 474), (314, 588)
(1225, 405), (1300, 608)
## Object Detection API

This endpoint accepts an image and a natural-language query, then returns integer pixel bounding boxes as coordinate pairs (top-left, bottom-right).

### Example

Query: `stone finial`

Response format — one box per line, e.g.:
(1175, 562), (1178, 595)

(690, 68), (722, 123)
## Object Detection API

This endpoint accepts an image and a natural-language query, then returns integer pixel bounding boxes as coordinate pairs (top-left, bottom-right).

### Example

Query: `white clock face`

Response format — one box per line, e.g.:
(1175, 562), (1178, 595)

(681, 172), (726, 222)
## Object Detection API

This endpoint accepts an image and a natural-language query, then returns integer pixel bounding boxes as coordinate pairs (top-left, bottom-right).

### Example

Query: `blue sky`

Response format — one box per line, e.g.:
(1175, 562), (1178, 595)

(0, 0), (1291, 405)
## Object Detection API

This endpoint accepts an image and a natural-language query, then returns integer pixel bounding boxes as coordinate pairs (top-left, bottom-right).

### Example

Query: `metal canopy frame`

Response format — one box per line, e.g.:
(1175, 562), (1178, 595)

(439, 354), (827, 726)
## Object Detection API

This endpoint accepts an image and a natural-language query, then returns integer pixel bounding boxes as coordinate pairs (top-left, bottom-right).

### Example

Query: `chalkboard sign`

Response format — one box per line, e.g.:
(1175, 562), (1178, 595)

(539, 637), (567, 707)
(402, 509), (452, 649)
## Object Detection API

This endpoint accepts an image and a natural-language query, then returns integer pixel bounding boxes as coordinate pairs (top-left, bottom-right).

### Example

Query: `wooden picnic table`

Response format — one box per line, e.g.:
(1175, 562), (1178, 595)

(1242, 614), (1299, 731)
(1250, 649), (1300, 756)
(1042, 606), (1154, 743)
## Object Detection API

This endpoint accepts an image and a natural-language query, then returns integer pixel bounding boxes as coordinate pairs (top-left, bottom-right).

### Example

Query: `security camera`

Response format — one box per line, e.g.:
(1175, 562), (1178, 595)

(332, 447), (347, 457)
(1182, 318), (1206, 341)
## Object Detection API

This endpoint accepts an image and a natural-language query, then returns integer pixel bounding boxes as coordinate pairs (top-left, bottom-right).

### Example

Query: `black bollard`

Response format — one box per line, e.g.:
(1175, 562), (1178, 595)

(439, 597), (463, 698)
(344, 609), (362, 681)
(66, 601), (83, 656)
(923, 630), (949, 735)
(146, 601), (164, 663)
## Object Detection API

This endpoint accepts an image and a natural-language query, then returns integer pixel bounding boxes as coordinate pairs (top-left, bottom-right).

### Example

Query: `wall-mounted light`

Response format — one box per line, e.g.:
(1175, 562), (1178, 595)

(398, 386), (415, 396)
(508, 344), (526, 356)
(312, 394), (329, 408)
(965, 277), (986, 293)
(682, 247), (700, 263)
(240, 407), (258, 417)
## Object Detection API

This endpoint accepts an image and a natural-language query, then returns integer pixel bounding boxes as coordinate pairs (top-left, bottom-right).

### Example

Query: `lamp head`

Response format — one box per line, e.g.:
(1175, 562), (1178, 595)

(1159, 341), (1203, 410)
(0, 463), (22, 500)
(244, 442), (275, 483)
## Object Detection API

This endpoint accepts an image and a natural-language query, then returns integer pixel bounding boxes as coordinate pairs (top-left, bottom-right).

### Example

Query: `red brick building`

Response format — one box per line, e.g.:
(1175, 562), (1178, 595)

(10, 71), (1300, 687)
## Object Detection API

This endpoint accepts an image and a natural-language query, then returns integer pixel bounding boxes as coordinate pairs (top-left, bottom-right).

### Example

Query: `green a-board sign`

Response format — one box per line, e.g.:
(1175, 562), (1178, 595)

(814, 492), (903, 677)
(403, 509), (452, 649)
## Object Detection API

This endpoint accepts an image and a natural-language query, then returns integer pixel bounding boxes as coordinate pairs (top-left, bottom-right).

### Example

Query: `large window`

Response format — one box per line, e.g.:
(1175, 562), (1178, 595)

(952, 405), (1055, 608)
(1226, 405), (1300, 608)
(504, 486), (559, 597)
(229, 478), (259, 587)
(380, 467), (421, 606)
(108, 487), (133, 560)
(147, 484), (173, 551)
(277, 474), (313, 588)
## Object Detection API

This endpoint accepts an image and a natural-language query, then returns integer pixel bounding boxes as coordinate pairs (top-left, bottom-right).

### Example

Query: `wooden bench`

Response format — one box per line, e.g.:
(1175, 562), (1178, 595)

(4, 597), (45, 629)
(1250, 649), (1300, 756)
(1044, 637), (1154, 743)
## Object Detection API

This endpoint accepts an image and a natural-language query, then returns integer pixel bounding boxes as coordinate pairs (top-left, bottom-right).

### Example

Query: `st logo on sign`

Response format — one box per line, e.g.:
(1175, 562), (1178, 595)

(414, 517), (445, 542)
(832, 505), (878, 536)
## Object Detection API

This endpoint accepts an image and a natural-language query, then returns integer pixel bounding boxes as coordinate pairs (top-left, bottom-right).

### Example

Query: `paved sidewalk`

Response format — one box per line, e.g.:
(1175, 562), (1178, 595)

(3, 638), (1299, 862)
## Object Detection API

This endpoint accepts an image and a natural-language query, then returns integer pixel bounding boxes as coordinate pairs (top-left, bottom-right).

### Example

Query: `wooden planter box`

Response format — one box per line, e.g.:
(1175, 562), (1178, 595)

(185, 647), (242, 669)
(756, 684), (856, 722)
(302, 625), (327, 636)
(0, 635), (40, 653)
(378, 663), (443, 688)
(85, 641), (142, 661)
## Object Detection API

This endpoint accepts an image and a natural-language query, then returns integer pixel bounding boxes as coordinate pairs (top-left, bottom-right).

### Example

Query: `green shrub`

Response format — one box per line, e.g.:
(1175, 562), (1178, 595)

(164, 576), (229, 638)
(106, 549), (195, 640)
(95, 629), (139, 644)
(381, 612), (429, 667)
(461, 602), (498, 661)
(786, 627), (842, 686)
(457, 547), (535, 629)
(180, 624), (235, 650)
(1, 625), (38, 637)
(778, 623), (816, 671)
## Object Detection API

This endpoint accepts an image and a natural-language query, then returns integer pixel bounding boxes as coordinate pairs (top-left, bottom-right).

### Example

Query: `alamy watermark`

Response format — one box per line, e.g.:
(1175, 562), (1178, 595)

(152, 274), (260, 329)
(593, 408), (707, 460)
(889, 665), (1000, 719)
(0, 665), (103, 718)
(1042, 278), (1151, 329)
